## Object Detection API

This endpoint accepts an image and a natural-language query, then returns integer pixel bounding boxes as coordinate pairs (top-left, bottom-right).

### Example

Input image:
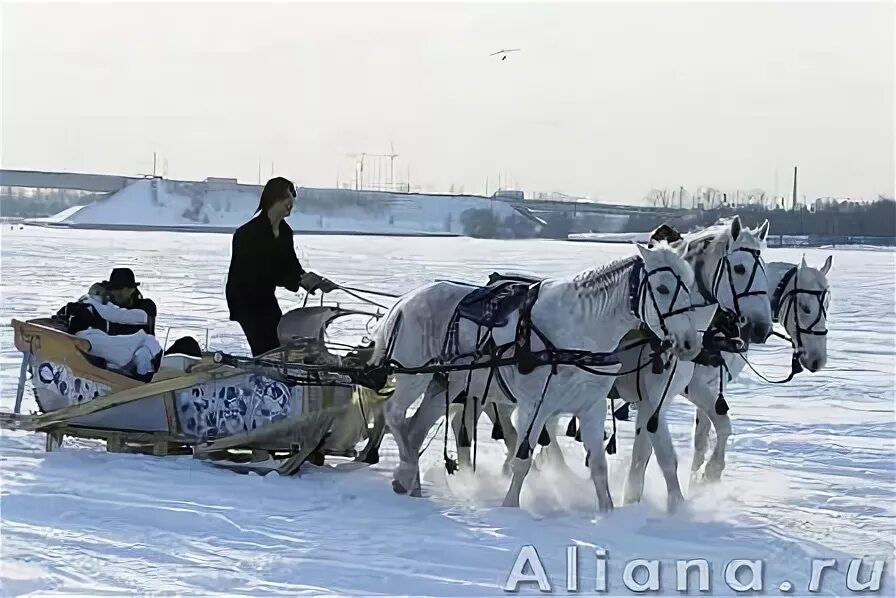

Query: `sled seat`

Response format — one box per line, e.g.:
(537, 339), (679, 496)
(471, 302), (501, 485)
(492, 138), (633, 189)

(12, 319), (204, 391)
(13, 318), (143, 392)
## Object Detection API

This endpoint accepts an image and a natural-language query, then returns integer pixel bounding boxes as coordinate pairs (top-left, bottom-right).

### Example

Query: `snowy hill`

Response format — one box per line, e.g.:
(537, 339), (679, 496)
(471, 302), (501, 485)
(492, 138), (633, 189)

(25, 179), (543, 237)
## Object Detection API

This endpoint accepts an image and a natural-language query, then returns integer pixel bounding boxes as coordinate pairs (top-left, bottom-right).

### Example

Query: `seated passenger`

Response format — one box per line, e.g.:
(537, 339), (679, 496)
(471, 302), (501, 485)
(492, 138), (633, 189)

(98, 268), (158, 336)
(55, 268), (163, 381)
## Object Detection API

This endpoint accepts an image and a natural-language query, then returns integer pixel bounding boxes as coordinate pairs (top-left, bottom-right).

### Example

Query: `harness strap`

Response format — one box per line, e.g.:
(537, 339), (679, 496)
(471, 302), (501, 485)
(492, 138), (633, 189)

(514, 282), (544, 375)
(772, 266), (798, 322)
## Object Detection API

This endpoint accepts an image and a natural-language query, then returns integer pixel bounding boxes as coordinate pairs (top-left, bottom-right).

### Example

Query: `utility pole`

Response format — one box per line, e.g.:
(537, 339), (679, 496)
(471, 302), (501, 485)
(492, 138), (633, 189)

(153, 152), (157, 177)
(366, 151), (398, 191)
(792, 166), (798, 211)
(346, 153), (369, 190)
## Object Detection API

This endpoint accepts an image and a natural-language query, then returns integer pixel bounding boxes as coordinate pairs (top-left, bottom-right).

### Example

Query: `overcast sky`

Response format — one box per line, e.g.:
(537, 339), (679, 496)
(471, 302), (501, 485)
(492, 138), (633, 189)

(3, 1), (892, 204)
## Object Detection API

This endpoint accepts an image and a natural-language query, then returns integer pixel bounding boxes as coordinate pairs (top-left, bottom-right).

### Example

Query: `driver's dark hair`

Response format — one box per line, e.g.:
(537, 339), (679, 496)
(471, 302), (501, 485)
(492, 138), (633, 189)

(256, 176), (296, 213)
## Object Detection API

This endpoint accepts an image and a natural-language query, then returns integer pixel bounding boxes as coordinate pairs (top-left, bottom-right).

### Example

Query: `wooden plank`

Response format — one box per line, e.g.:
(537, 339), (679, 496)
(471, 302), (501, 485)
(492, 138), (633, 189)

(0, 412), (39, 430)
(45, 431), (64, 452)
(13, 353), (29, 414)
(162, 392), (180, 436)
(152, 433), (169, 456)
(54, 425), (187, 446)
(107, 433), (124, 452)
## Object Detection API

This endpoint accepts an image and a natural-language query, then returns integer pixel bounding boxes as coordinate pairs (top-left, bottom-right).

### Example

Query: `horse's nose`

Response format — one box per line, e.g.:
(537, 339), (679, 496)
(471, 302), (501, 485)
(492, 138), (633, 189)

(684, 339), (692, 352)
(810, 358), (820, 372)
(751, 321), (773, 344)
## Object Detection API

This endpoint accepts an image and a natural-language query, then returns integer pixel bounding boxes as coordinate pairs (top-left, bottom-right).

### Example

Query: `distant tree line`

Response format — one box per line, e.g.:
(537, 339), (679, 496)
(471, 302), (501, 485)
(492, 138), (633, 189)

(646, 196), (896, 238)
(460, 208), (539, 239)
(0, 188), (103, 218)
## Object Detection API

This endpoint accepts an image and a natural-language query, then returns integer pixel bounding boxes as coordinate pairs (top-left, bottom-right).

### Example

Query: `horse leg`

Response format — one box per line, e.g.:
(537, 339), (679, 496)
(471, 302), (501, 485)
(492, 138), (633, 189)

(451, 392), (478, 469)
(449, 406), (470, 469)
(502, 401), (549, 508)
(647, 408), (685, 512)
(641, 362), (691, 511)
(576, 401), (614, 513)
(495, 403), (518, 473)
(383, 373), (432, 495)
(533, 416), (572, 474)
(685, 377), (732, 483)
(689, 407), (712, 485)
(623, 403), (654, 505)
(355, 401), (387, 464)
(391, 377), (452, 496)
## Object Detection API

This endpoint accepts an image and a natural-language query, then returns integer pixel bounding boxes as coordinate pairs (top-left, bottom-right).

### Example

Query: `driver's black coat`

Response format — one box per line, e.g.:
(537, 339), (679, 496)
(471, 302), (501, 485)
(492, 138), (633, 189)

(225, 211), (306, 324)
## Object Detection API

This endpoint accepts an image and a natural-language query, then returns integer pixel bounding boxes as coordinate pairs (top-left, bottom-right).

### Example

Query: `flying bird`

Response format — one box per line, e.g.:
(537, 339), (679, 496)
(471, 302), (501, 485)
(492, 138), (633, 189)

(490, 48), (520, 61)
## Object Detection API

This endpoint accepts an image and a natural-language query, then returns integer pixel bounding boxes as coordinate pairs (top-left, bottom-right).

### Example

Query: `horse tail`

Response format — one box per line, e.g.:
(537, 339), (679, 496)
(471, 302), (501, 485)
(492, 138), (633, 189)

(368, 299), (405, 367)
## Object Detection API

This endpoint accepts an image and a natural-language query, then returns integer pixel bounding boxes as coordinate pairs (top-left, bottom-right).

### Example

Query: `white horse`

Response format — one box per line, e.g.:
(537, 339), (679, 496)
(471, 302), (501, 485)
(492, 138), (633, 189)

(369, 240), (703, 512)
(685, 254), (832, 483)
(609, 217), (774, 507)
(470, 216), (775, 511)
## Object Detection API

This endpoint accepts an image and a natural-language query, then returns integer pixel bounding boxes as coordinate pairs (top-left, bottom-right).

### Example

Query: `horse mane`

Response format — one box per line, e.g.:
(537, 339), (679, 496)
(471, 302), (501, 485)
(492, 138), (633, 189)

(682, 220), (733, 263)
(572, 254), (639, 296)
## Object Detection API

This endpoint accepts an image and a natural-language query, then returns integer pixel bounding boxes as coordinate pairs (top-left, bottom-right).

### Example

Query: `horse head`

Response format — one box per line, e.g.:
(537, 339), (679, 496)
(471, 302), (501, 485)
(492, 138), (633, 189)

(634, 239), (701, 361)
(686, 216), (774, 344)
(780, 255), (832, 372)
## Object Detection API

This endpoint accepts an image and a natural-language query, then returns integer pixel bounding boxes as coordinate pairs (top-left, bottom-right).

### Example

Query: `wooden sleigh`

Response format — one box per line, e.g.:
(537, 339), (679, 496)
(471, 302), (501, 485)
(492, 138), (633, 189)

(3, 305), (388, 476)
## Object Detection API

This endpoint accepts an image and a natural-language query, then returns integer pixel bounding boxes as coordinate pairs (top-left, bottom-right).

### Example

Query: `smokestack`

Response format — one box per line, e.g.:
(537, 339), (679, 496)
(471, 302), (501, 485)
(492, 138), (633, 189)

(792, 166), (798, 210)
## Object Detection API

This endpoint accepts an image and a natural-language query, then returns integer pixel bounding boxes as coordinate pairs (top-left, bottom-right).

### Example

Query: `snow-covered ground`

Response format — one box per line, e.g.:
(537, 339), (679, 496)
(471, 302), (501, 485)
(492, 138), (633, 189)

(1, 227), (893, 596)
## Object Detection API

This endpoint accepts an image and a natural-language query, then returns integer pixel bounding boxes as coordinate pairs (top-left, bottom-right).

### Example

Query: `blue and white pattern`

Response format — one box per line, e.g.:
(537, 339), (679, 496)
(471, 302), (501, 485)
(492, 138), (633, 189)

(33, 360), (111, 407)
(175, 374), (301, 440)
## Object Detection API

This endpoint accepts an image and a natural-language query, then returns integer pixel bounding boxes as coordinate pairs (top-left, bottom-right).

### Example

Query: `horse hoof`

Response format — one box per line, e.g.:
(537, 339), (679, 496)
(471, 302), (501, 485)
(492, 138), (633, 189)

(667, 495), (685, 514)
(622, 494), (642, 506)
(360, 448), (380, 465)
(392, 479), (408, 494)
(306, 450), (326, 467)
(703, 465), (724, 483)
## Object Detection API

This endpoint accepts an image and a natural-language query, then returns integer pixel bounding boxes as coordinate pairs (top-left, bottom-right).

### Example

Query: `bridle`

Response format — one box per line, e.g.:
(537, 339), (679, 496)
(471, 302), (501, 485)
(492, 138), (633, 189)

(771, 265), (829, 352)
(628, 258), (693, 340)
(740, 264), (829, 385)
(697, 246), (768, 319)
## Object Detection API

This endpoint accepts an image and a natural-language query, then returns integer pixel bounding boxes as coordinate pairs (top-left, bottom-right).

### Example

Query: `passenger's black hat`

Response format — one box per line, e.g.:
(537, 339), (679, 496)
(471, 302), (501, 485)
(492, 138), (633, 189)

(104, 268), (140, 290)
